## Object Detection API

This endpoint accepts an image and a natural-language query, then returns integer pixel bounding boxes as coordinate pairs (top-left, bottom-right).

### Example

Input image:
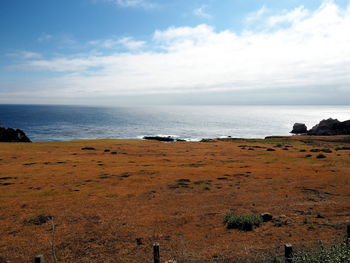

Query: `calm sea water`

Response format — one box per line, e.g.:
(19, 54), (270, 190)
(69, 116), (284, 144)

(0, 104), (349, 142)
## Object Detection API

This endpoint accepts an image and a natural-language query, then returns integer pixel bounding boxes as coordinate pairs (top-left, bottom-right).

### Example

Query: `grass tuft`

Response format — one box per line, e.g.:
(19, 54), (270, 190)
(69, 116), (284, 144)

(223, 212), (263, 231)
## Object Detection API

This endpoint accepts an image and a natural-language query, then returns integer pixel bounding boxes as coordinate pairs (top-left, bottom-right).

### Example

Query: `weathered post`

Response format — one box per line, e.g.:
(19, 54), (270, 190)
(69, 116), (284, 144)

(34, 254), (44, 263)
(285, 244), (293, 263)
(153, 242), (160, 263)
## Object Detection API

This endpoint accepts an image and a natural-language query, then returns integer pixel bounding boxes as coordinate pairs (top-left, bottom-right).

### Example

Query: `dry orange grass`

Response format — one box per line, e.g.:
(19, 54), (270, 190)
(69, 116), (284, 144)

(0, 136), (349, 262)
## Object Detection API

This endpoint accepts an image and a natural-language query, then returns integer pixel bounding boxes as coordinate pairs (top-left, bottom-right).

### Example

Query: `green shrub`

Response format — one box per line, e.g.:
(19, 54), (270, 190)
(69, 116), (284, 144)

(223, 212), (263, 231)
(335, 146), (350, 151)
(316, 154), (326, 159)
(310, 149), (320, 152)
(294, 241), (350, 263)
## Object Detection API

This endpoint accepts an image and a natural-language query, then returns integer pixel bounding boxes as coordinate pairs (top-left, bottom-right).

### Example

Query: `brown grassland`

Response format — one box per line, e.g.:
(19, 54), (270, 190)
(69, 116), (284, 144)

(0, 136), (349, 262)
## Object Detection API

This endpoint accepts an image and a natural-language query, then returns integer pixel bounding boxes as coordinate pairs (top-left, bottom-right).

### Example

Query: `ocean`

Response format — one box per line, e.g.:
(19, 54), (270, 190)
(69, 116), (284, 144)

(0, 104), (349, 142)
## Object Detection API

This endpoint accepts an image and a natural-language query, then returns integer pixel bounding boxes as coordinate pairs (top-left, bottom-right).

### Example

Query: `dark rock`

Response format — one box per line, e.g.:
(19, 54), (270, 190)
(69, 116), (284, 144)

(291, 123), (307, 134)
(261, 213), (273, 222)
(200, 138), (215, 142)
(307, 118), (350, 136)
(0, 127), (31, 142)
(143, 136), (175, 142)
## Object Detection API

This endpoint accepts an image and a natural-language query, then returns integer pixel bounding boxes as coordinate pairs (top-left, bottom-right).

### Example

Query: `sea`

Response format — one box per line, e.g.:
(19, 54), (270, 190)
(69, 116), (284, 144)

(0, 104), (349, 142)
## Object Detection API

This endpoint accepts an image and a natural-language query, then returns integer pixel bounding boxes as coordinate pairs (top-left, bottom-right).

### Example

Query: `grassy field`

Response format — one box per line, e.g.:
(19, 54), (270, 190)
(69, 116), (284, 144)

(0, 136), (349, 262)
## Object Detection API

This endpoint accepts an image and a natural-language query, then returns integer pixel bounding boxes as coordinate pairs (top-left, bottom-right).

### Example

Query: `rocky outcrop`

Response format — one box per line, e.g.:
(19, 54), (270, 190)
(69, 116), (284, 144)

(143, 136), (186, 142)
(143, 136), (175, 142)
(290, 123), (307, 134)
(261, 212), (273, 222)
(0, 127), (31, 142)
(307, 118), (350, 136)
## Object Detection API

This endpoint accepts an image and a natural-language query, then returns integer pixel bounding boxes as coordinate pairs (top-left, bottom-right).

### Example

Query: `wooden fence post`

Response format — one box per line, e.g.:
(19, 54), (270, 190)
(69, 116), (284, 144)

(153, 242), (160, 263)
(34, 254), (44, 263)
(285, 244), (293, 263)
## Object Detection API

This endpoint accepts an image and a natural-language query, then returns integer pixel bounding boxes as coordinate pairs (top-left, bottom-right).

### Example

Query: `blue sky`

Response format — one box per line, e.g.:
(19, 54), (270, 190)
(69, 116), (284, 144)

(1, 0), (350, 105)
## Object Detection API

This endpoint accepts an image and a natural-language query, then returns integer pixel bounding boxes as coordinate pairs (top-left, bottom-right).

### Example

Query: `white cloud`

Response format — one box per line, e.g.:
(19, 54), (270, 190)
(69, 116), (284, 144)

(88, 37), (145, 50)
(267, 6), (310, 27)
(37, 33), (53, 43)
(7, 51), (42, 59)
(107, 0), (156, 9)
(6, 1), (350, 100)
(193, 5), (212, 19)
(245, 6), (268, 24)
(116, 37), (146, 50)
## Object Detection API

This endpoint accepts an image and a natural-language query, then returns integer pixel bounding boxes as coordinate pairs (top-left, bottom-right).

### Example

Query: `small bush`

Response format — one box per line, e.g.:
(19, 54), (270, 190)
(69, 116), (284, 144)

(305, 154), (312, 158)
(81, 147), (96, 150)
(24, 214), (53, 225)
(310, 149), (320, 152)
(294, 240), (350, 263)
(267, 148), (276, 152)
(316, 154), (326, 159)
(335, 146), (350, 151)
(223, 212), (263, 231)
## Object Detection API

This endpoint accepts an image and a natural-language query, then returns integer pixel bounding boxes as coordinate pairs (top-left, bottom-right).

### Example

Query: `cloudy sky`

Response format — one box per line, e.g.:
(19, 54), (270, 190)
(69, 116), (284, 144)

(1, 0), (350, 105)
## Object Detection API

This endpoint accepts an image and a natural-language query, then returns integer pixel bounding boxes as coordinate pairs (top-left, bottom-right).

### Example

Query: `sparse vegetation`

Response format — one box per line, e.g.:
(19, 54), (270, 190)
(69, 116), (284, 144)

(293, 240), (350, 263)
(24, 214), (53, 225)
(310, 149), (320, 152)
(81, 147), (96, 150)
(335, 146), (350, 151)
(1, 137), (349, 262)
(223, 212), (263, 231)
(316, 154), (326, 159)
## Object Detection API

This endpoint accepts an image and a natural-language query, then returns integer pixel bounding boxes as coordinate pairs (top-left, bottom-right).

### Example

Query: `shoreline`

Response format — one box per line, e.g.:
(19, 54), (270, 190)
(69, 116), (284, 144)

(2, 134), (350, 144)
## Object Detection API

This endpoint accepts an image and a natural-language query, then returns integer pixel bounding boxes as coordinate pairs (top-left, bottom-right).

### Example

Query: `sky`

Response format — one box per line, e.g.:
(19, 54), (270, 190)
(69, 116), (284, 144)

(0, 0), (350, 105)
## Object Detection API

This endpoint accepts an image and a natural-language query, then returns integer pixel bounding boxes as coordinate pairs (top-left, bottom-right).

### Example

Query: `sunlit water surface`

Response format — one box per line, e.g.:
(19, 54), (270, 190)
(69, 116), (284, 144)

(0, 105), (349, 142)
